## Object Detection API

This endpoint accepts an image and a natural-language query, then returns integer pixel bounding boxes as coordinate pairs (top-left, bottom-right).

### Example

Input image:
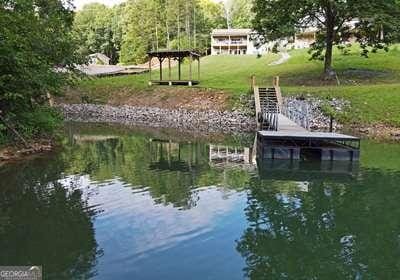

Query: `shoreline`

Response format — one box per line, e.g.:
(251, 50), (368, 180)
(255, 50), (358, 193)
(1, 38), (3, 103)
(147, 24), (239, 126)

(0, 139), (55, 165)
(1, 102), (399, 165)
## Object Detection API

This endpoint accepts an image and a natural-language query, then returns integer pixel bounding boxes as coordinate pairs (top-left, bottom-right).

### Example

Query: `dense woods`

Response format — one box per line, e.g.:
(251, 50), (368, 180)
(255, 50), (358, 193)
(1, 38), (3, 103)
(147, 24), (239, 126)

(73, 0), (253, 65)
(0, 0), (80, 144)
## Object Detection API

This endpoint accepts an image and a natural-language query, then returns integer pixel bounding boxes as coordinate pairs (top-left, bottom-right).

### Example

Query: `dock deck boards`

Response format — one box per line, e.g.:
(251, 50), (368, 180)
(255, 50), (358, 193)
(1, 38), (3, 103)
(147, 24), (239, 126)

(259, 114), (359, 141)
(259, 130), (359, 141)
(276, 114), (308, 133)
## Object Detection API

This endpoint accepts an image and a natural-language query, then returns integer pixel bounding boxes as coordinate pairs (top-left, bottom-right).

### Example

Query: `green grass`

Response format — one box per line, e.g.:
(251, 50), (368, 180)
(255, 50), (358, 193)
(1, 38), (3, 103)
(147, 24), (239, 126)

(73, 45), (400, 126)
(286, 84), (400, 126)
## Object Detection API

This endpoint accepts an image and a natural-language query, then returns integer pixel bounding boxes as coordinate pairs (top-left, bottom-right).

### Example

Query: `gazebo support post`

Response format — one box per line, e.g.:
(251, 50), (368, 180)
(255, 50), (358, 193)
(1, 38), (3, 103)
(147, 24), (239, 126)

(189, 54), (192, 85)
(158, 57), (164, 81)
(178, 57), (182, 81)
(197, 58), (200, 81)
(148, 57), (152, 86)
(168, 57), (172, 86)
(146, 50), (200, 86)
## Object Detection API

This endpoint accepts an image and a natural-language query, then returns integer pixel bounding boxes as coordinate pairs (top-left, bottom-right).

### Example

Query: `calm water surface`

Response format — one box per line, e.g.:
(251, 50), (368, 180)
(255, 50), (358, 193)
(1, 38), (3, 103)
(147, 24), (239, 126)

(1, 124), (400, 280)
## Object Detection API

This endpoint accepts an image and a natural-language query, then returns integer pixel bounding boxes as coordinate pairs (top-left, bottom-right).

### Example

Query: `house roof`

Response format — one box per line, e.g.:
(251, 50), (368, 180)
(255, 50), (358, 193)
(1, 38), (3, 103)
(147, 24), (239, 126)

(211, 29), (252, 36)
(89, 53), (110, 62)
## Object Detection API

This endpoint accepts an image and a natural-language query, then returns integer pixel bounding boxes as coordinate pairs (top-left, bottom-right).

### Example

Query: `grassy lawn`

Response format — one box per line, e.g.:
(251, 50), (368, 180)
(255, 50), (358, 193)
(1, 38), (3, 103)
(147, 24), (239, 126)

(71, 45), (400, 127)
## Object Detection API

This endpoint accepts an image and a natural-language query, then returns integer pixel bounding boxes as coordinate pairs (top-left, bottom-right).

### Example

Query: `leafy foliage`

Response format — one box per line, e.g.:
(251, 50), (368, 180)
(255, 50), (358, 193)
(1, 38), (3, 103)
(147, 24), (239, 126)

(73, 0), (228, 65)
(252, 0), (400, 76)
(225, 0), (254, 28)
(0, 0), (80, 142)
(73, 3), (123, 64)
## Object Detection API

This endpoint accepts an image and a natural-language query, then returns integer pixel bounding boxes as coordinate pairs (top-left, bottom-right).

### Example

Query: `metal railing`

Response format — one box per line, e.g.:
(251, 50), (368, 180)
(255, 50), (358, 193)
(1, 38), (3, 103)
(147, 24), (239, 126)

(212, 40), (247, 45)
(259, 103), (280, 131)
(281, 100), (310, 130)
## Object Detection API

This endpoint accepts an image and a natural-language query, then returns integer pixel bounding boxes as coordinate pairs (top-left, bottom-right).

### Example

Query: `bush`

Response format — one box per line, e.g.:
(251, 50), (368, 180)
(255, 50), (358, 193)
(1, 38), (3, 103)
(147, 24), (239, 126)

(0, 106), (63, 144)
(16, 106), (63, 138)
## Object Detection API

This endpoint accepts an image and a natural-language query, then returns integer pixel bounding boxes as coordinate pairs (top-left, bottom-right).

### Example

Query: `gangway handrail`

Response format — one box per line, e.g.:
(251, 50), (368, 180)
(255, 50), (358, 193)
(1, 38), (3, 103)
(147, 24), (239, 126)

(281, 100), (310, 130)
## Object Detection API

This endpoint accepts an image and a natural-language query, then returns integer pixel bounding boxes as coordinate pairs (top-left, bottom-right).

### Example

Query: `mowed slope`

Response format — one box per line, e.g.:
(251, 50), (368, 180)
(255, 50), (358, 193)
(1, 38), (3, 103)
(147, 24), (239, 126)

(70, 45), (400, 126)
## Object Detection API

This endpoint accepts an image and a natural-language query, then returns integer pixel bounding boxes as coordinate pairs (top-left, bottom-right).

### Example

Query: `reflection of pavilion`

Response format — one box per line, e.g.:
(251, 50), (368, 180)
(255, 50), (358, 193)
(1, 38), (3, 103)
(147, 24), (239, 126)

(149, 139), (202, 172)
(209, 144), (256, 168)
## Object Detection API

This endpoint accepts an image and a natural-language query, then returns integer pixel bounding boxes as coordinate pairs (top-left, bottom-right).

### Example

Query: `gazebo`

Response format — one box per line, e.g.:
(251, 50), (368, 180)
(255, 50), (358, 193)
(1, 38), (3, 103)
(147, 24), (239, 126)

(147, 50), (200, 86)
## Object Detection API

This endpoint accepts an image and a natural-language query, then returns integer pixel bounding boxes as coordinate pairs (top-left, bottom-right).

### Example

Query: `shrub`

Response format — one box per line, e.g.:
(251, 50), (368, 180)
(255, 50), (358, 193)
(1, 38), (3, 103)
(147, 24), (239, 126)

(0, 106), (63, 144)
(16, 106), (63, 138)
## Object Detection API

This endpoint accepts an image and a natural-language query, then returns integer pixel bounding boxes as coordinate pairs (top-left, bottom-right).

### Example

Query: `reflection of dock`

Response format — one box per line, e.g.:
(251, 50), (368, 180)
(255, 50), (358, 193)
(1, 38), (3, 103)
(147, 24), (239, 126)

(209, 145), (256, 168)
(258, 159), (358, 182)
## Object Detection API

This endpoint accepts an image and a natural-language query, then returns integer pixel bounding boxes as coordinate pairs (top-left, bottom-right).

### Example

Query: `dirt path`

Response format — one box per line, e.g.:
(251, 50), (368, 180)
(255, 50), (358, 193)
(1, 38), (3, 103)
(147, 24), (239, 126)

(269, 52), (291, 66)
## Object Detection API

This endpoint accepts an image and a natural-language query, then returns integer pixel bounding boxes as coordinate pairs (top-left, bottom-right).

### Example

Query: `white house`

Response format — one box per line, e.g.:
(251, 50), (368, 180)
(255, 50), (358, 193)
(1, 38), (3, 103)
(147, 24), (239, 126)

(211, 29), (270, 55)
(290, 27), (318, 49)
(210, 24), (360, 55)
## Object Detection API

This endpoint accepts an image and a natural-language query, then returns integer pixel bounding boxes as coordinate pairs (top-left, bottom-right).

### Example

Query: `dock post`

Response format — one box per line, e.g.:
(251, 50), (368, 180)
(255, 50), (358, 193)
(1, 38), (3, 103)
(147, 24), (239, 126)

(273, 76), (280, 87)
(251, 75), (256, 91)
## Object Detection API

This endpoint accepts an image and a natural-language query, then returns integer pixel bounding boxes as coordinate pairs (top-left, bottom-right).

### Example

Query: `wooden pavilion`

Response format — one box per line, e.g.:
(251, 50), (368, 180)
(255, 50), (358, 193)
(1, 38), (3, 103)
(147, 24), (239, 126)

(147, 50), (200, 86)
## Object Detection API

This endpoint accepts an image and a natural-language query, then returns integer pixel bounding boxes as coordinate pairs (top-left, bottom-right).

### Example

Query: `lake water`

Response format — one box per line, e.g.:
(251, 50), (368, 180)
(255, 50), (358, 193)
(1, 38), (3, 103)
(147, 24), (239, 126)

(1, 123), (400, 280)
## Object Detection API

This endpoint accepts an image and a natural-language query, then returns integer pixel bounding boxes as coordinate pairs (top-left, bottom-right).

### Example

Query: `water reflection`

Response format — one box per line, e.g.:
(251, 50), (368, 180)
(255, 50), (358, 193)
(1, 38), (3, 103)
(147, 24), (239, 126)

(0, 157), (100, 279)
(63, 124), (256, 209)
(1, 123), (400, 279)
(236, 165), (400, 279)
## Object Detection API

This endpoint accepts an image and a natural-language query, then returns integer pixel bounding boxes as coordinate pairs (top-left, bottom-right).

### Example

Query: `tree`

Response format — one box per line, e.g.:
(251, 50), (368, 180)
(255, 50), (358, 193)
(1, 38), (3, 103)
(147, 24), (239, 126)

(119, 0), (225, 63)
(73, 3), (122, 64)
(120, 0), (163, 64)
(0, 0), (80, 142)
(252, 0), (400, 78)
(225, 0), (253, 29)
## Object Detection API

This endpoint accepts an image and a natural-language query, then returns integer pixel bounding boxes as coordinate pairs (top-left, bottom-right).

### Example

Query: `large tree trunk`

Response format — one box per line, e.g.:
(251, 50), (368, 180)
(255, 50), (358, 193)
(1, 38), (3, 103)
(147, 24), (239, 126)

(324, 3), (336, 79)
(324, 33), (335, 79)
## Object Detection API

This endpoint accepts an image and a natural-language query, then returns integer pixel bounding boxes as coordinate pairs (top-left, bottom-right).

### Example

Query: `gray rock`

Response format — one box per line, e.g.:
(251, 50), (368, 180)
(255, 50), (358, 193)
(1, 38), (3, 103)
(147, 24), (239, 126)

(282, 96), (350, 131)
(57, 104), (257, 134)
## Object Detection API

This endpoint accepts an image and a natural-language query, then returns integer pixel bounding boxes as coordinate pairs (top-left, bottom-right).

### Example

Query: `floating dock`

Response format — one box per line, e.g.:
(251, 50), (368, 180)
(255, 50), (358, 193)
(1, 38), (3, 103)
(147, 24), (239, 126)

(254, 80), (360, 162)
(257, 127), (360, 161)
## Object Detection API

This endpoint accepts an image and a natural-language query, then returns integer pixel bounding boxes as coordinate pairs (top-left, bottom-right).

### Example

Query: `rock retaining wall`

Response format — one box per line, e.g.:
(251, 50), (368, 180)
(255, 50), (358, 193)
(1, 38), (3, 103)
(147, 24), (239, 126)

(58, 104), (256, 133)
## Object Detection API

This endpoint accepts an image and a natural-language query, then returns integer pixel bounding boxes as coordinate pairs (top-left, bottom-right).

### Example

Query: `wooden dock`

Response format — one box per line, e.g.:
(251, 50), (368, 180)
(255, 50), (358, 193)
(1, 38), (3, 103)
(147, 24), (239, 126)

(254, 79), (360, 162)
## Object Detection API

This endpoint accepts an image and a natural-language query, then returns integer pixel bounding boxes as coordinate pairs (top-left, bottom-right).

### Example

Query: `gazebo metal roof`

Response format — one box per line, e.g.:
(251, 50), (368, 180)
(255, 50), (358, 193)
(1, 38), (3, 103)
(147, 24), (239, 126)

(147, 50), (200, 58)
(147, 49), (201, 86)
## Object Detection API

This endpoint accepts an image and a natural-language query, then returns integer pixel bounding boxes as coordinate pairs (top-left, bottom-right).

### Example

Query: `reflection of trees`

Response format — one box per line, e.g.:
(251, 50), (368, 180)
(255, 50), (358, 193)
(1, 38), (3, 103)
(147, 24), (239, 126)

(237, 170), (400, 280)
(0, 158), (99, 280)
(63, 134), (253, 209)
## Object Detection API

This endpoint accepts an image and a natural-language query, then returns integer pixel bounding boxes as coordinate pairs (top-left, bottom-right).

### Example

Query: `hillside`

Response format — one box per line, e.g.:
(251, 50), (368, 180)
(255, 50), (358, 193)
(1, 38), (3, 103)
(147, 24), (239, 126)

(64, 45), (400, 129)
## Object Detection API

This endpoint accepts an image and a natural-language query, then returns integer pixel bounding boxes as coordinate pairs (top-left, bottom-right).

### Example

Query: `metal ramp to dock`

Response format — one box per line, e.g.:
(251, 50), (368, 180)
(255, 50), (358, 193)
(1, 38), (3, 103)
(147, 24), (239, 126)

(254, 77), (360, 162)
